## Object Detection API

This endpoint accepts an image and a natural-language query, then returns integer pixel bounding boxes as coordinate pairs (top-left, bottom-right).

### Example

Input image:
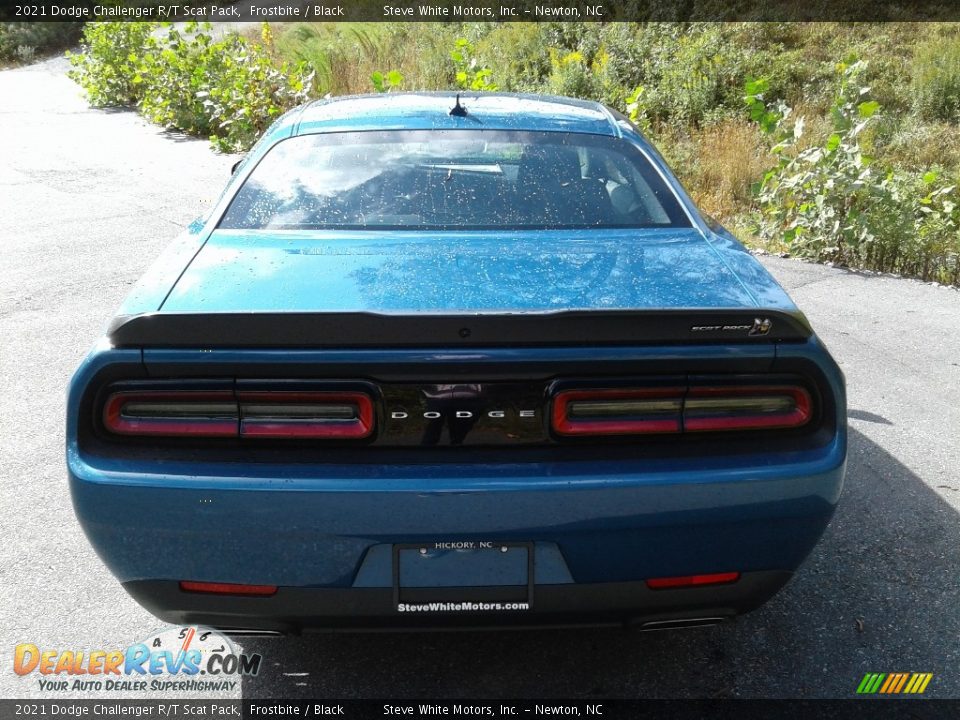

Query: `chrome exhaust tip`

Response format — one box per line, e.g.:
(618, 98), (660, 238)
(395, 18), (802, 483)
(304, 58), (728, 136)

(639, 617), (728, 631)
(221, 629), (285, 638)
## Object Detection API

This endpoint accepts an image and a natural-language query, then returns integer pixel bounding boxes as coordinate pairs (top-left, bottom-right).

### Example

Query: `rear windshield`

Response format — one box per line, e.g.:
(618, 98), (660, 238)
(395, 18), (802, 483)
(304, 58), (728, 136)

(219, 130), (690, 231)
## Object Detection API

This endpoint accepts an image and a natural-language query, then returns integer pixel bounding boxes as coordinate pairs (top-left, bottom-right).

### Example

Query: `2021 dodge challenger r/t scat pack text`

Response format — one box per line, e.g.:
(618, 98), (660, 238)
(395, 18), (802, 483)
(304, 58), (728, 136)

(68, 93), (846, 632)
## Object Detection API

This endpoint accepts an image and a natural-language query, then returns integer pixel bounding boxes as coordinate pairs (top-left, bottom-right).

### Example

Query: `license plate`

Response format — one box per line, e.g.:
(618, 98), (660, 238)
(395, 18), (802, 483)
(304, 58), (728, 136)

(393, 541), (533, 610)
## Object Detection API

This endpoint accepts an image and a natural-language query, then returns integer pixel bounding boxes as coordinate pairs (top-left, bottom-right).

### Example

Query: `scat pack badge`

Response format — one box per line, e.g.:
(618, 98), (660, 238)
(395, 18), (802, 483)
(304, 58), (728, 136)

(13, 626), (261, 693)
(690, 318), (773, 337)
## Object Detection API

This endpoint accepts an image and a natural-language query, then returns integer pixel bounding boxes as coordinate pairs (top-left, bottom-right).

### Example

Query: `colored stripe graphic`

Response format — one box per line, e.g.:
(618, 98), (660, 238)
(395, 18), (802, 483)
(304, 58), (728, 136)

(893, 673), (909, 693)
(906, 673), (933, 694)
(857, 673), (885, 694)
(879, 674), (897, 693)
(857, 673), (932, 694)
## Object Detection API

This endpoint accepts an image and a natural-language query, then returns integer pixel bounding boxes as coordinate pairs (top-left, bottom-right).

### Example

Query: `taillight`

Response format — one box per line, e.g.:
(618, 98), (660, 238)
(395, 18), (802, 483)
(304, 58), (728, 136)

(552, 388), (684, 436)
(551, 384), (812, 437)
(684, 386), (811, 432)
(103, 391), (238, 437)
(238, 391), (373, 439)
(102, 386), (375, 440)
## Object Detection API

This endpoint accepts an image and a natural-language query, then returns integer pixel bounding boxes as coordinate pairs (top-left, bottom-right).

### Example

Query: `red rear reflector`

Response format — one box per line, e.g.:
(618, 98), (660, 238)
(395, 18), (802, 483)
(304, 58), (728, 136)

(646, 572), (741, 590)
(102, 391), (238, 437)
(552, 388), (684, 436)
(237, 391), (374, 439)
(179, 581), (277, 596)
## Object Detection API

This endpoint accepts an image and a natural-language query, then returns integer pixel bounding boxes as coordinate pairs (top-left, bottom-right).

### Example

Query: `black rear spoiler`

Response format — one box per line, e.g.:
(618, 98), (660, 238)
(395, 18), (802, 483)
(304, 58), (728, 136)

(107, 309), (812, 348)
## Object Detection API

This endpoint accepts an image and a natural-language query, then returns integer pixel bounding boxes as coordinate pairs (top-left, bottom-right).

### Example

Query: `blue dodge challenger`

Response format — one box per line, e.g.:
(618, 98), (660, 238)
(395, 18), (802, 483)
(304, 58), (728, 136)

(68, 93), (846, 631)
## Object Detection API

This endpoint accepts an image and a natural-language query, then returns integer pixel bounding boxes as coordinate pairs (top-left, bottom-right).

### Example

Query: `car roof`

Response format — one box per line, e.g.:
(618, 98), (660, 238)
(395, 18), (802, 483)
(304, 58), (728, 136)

(286, 92), (624, 137)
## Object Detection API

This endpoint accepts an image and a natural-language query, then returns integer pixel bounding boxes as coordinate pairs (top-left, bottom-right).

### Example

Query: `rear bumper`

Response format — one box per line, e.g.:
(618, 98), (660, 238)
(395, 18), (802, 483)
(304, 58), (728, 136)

(124, 571), (793, 632)
(70, 441), (844, 629)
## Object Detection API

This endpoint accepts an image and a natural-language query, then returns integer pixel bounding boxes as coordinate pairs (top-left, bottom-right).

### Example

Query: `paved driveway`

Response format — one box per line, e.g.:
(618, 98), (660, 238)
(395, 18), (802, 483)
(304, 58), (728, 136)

(1, 57), (958, 700)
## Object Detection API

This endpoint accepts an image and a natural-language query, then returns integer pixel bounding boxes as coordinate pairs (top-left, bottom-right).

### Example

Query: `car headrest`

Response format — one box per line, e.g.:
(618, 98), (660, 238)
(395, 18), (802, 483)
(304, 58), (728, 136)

(517, 146), (583, 190)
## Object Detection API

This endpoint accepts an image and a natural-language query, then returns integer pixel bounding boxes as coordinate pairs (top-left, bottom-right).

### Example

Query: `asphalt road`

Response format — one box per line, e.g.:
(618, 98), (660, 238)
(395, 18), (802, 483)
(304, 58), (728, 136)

(1, 56), (959, 701)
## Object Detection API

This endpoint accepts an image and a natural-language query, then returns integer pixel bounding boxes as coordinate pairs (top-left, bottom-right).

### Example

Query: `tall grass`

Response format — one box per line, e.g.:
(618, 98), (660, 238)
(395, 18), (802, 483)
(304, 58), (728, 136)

(274, 23), (459, 95)
(911, 33), (960, 122)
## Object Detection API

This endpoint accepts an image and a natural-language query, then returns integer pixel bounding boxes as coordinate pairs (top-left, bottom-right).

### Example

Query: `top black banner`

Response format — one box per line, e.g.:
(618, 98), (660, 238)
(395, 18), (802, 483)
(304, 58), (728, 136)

(1, 0), (959, 23)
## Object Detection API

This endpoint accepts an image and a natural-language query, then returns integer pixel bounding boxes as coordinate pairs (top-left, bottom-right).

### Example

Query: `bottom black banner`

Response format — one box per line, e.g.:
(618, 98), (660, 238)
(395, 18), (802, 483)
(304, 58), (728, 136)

(3, 700), (960, 720)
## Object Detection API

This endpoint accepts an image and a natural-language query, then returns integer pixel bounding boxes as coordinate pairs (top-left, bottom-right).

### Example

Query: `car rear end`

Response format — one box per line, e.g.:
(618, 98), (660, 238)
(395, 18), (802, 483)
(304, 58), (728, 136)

(68, 320), (844, 631)
(67, 94), (846, 631)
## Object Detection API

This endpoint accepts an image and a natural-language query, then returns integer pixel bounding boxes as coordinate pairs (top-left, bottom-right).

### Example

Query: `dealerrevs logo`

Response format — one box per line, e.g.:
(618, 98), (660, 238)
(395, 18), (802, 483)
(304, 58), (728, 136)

(13, 626), (261, 693)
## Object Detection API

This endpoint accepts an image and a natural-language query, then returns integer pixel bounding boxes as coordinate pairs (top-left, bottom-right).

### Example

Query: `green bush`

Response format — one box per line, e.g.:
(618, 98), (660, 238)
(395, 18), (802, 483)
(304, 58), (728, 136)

(542, 49), (601, 101)
(877, 170), (960, 284)
(68, 22), (314, 153)
(199, 36), (314, 153)
(276, 24), (397, 94)
(450, 38), (496, 91)
(0, 21), (83, 64)
(473, 24), (550, 92)
(639, 25), (733, 124)
(136, 24), (314, 152)
(136, 24), (216, 136)
(911, 35), (960, 122)
(752, 61), (886, 266)
(67, 22), (158, 106)
(752, 60), (960, 284)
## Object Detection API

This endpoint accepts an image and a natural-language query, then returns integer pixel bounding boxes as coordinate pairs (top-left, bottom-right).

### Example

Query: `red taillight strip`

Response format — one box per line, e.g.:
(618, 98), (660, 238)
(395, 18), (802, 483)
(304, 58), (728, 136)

(179, 581), (277, 596)
(102, 391), (238, 437)
(551, 384), (813, 437)
(646, 572), (741, 590)
(683, 386), (812, 432)
(102, 388), (375, 440)
(237, 391), (374, 439)
(552, 388), (685, 436)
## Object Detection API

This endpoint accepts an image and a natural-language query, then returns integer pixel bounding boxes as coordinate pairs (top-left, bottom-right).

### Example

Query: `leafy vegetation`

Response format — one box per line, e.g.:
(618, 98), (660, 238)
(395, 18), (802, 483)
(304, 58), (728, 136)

(751, 60), (959, 284)
(450, 38), (496, 91)
(752, 62), (888, 267)
(63, 20), (960, 284)
(370, 69), (404, 93)
(66, 22), (155, 106)
(0, 22), (83, 65)
(67, 22), (313, 152)
(274, 23), (457, 97)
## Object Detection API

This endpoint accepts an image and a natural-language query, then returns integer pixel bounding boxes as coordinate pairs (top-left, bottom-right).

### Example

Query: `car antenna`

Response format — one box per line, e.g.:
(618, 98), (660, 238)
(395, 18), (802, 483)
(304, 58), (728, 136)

(449, 93), (468, 117)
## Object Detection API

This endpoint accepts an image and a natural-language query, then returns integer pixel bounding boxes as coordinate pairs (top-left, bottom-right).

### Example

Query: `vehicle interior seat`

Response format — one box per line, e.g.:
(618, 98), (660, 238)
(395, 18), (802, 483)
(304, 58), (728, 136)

(515, 146), (616, 226)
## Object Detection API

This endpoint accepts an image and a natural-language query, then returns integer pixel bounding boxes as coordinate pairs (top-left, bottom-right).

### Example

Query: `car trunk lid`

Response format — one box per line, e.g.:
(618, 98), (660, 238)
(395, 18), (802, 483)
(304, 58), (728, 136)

(109, 228), (811, 347)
